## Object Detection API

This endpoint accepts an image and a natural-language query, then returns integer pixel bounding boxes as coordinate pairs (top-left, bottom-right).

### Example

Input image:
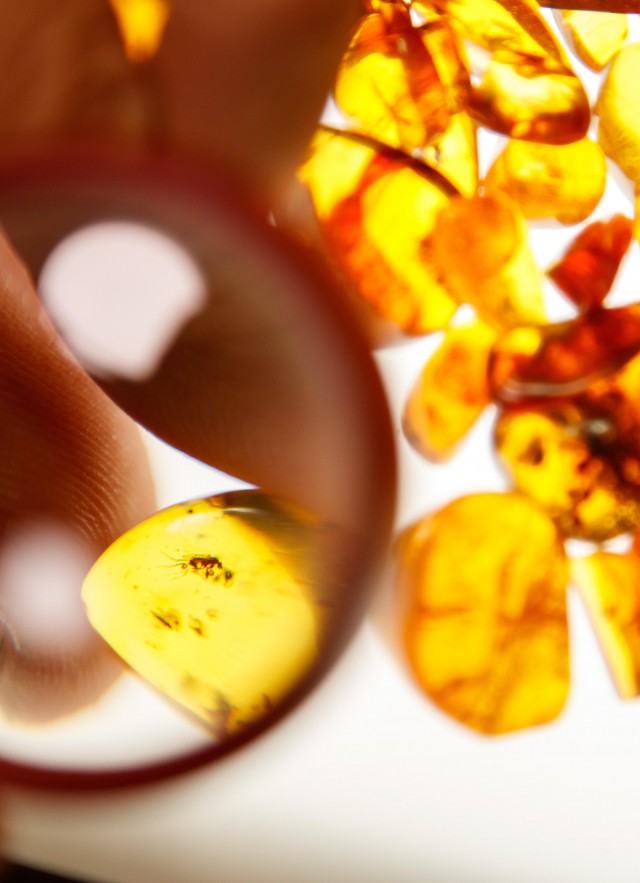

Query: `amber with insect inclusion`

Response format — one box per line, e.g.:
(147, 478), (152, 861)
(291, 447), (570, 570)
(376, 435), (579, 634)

(597, 45), (640, 189)
(572, 552), (640, 698)
(548, 215), (634, 310)
(489, 306), (640, 405)
(484, 139), (606, 225)
(555, 10), (628, 71)
(298, 128), (459, 335)
(428, 193), (546, 330)
(402, 320), (497, 462)
(82, 491), (346, 738)
(397, 493), (570, 735)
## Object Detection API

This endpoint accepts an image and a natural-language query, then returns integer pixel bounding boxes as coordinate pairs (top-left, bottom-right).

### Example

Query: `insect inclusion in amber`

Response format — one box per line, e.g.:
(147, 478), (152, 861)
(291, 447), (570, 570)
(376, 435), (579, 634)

(82, 491), (342, 739)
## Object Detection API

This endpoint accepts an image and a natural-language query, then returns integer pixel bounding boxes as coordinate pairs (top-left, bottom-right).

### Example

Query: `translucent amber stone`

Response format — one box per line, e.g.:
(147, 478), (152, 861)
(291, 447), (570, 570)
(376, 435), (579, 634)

(109, 0), (171, 62)
(422, 111), (478, 197)
(484, 139), (606, 225)
(489, 306), (640, 405)
(402, 320), (497, 461)
(424, 0), (590, 143)
(572, 552), (640, 698)
(83, 491), (344, 738)
(597, 45), (640, 188)
(298, 128), (459, 336)
(397, 493), (570, 735)
(429, 193), (546, 329)
(548, 215), (634, 310)
(556, 10), (628, 71)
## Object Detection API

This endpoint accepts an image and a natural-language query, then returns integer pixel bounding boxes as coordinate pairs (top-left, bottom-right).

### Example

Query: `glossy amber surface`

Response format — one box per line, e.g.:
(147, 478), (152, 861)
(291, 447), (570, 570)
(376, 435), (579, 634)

(555, 10), (628, 71)
(484, 138), (606, 225)
(402, 320), (497, 461)
(572, 551), (640, 698)
(597, 44), (640, 188)
(83, 491), (344, 738)
(397, 493), (570, 734)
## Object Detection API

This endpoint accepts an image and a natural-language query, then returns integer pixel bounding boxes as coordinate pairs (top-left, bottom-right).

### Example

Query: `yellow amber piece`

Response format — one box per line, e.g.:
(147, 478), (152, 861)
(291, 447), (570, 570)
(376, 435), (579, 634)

(82, 491), (340, 737)
(397, 493), (570, 734)
(109, 0), (171, 63)
(428, 193), (546, 329)
(402, 320), (497, 461)
(484, 139), (606, 225)
(298, 128), (459, 336)
(556, 10), (629, 72)
(422, 111), (478, 197)
(428, 0), (590, 142)
(572, 552), (640, 699)
(597, 44), (640, 188)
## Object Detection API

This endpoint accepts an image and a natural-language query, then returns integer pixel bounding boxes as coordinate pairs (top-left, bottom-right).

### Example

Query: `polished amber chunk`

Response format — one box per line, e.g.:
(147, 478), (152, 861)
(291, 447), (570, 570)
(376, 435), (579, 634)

(556, 10), (628, 71)
(298, 128), (459, 336)
(484, 139), (606, 225)
(597, 45), (640, 188)
(109, 0), (171, 63)
(397, 493), (570, 734)
(423, 111), (478, 196)
(489, 306), (640, 405)
(83, 491), (342, 738)
(402, 320), (497, 461)
(425, 0), (590, 142)
(572, 552), (640, 698)
(548, 215), (634, 310)
(429, 193), (546, 329)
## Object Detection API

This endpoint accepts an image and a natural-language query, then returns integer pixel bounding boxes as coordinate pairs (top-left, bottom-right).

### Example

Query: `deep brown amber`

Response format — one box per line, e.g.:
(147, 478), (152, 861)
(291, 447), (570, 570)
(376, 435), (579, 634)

(547, 215), (634, 310)
(402, 320), (497, 461)
(555, 9), (628, 71)
(489, 306), (640, 405)
(397, 493), (570, 735)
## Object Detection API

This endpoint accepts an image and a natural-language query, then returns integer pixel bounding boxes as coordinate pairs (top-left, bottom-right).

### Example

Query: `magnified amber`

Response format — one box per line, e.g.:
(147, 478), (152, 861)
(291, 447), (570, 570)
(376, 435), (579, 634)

(597, 44), (640, 188)
(547, 215), (634, 310)
(423, 111), (478, 197)
(402, 320), (497, 461)
(489, 305), (640, 405)
(83, 491), (345, 738)
(109, 0), (171, 63)
(397, 493), (570, 734)
(484, 139), (606, 225)
(555, 10), (628, 71)
(572, 551), (640, 698)
(429, 193), (545, 329)
(298, 127), (459, 335)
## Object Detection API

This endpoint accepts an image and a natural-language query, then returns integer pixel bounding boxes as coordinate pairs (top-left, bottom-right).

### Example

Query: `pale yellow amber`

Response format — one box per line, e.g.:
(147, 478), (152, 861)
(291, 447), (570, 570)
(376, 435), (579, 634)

(572, 552), (640, 699)
(397, 493), (570, 735)
(109, 0), (171, 63)
(422, 111), (478, 197)
(597, 44), (640, 188)
(556, 10), (628, 72)
(484, 139), (606, 225)
(82, 491), (338, 737)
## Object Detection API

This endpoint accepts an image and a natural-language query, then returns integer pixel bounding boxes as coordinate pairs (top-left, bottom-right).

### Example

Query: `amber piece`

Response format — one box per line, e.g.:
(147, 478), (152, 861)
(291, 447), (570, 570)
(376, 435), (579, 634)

(542, 1), (639, 11)
(429, 193), (545, 330)
(597, 45), (640, 188)
(418, 0), (590, 143)
(572, 552), (640, 698)
(556, 10), (628, 71)
(109, 0), (171, 63)
(548, 215), (634, 310)
(484, 139), (606, 225)
(298, 128), (459, 336)
(489, 305), (640, 405)
(422, 111), (478, 197)
(402, 320), (497, 461)
(397, 493), (570, 735)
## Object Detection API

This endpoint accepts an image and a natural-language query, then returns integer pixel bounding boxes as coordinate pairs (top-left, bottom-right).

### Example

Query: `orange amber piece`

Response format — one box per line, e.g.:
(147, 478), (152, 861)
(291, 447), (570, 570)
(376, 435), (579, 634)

(572, 552), (640, 698)
(548, 215), (634, 310)
(426, 0), (590, 143)
(555, 10), (628, 71)
(429, 193), (545, 329)
(484, 139), (606, 225)
(402, 320), (497, 461)
(597, 45), (640, 189)
(298, 127), (459, 336)
(397, 493), (570, 735)
(489, 305), (640, 405)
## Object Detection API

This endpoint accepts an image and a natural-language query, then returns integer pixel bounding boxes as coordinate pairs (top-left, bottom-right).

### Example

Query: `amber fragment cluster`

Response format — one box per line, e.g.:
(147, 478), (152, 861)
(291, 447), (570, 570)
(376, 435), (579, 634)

(292, 0), (640, 734)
